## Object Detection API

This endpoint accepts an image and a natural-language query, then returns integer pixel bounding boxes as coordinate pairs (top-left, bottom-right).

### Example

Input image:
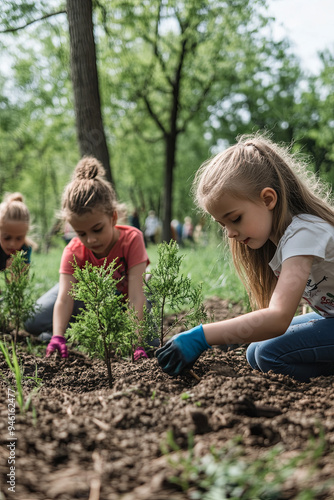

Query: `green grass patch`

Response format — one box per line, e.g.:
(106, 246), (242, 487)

(162, 431), (332, 500)
(32, 236), (246, 304)
(32, 242), (64, 296)
(147, 239), (245, 303)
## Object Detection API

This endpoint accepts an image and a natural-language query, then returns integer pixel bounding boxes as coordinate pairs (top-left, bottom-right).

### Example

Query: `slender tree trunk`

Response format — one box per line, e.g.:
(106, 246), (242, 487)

(66, 0), (114, 185)
(162, 133), (176, 242)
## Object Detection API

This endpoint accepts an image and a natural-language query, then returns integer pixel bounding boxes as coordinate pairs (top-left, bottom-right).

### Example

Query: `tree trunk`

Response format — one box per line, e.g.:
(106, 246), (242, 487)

(161, 133), (176, 242)
(66, 0), (113, 185)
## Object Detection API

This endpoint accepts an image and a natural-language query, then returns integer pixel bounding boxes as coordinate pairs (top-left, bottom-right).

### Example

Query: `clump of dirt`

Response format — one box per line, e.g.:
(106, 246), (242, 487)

(0, 298), (333, 499)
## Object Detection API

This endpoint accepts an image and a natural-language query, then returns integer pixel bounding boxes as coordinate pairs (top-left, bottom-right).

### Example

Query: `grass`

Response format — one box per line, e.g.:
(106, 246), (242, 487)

(147, 236), (246, 303)
(31, 237), (65, 297)
(163, 431), (332, 499)
(0, 340), (40, 414)
(32, 234), (247, 304)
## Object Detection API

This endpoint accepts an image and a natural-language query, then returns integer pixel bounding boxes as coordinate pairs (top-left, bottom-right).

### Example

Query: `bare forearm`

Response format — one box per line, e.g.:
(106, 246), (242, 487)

(129, 293), (146, 321)
(52, 297), (74, 337)
(203, 308), (292, 346)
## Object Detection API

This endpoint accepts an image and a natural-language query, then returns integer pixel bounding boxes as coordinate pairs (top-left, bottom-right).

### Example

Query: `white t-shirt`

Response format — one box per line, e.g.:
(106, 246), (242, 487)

(269, 214), (334, 317)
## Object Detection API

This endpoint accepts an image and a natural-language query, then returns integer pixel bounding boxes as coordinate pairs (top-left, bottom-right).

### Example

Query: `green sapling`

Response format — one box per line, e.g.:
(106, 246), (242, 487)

(0, 250), (37, 348)
(67, 259), (140, 388)
(143, 240), (208, 346)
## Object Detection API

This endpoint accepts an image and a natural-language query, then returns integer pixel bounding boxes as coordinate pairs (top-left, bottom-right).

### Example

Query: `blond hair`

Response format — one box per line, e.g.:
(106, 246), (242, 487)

(194, 133), (334, 309)
(0, 192), (37, 249)
(0, 192), (30, 226)
(62, 156), (117, 218)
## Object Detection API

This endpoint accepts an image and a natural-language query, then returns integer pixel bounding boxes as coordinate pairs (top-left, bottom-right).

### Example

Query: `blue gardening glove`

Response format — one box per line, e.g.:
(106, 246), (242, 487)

(156, 324), (211, 376)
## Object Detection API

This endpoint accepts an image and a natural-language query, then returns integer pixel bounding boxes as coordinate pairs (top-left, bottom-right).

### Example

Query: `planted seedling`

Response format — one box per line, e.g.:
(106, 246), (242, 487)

(67, 258), (140, 388)
(143, 240), (208, 347)
(0, 250), (38, 348)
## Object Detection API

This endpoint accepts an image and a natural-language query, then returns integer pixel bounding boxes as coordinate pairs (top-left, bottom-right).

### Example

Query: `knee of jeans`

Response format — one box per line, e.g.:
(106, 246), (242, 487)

(246, 342), (260, 369)
(146, 337), (160, 348)
(24, 317), (44, 335)
(253, 342), (278, 373)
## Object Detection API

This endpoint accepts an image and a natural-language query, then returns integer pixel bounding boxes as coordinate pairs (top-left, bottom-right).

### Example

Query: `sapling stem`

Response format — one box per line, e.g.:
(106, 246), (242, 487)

(189, 369), (201, 382)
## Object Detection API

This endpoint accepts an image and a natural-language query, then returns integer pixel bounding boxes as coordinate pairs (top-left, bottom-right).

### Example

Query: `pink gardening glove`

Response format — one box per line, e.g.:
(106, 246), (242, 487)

(46, 336), (68, 358)
(134, 347), (148, 361)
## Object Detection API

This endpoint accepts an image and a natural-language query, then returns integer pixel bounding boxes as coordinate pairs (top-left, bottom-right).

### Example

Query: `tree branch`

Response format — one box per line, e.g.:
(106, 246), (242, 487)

(143, 94), (167, 136)
(0, 10), (67, 34)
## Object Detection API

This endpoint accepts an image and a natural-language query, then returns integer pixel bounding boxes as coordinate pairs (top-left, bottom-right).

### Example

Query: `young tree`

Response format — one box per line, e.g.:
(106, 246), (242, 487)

(100, 0), (301, 240)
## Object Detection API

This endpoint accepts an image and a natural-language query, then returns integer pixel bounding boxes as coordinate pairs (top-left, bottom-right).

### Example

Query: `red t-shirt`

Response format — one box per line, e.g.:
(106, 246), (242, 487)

(59, 225), (149, 297)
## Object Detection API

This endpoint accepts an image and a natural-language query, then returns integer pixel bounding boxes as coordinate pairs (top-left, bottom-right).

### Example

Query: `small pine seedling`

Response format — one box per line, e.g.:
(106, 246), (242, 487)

(143, 240), (208, 346)
(67, 259), (140, 388)
(0, 250), (37, 348)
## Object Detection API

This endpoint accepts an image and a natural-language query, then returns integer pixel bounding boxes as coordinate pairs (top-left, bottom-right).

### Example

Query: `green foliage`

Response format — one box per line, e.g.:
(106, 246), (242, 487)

(146, 232), (246, 303)
(67, 259), (140, 388)
(32, 242), (64, 295)
(163, 433), (330, 499)
(1, 0), (333, 236)
(0, 251), (38, 346)
(0, 340), (40, 414)
(144, 240), (208, 346)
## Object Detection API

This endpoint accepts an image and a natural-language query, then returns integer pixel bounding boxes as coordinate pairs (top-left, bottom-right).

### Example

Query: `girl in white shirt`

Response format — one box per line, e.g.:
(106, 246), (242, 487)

(157, 134), (334, 382)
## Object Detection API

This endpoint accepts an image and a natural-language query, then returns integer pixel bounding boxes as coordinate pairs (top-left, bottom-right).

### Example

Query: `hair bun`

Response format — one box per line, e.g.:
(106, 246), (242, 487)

(74, 156), (105, 181)
(4, 192), (24, 204)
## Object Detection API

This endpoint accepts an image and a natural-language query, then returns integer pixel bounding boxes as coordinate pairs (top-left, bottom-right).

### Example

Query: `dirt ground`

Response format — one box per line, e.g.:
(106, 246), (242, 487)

(1, 297), (334, 500)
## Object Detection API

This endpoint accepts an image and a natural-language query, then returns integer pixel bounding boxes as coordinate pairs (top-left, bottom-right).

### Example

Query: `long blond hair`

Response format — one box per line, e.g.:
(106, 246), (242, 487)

(194, 134), (334, 309)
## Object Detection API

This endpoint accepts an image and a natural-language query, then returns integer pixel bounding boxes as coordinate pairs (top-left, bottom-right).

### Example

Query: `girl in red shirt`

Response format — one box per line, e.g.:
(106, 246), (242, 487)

(25, 157), (156, 359)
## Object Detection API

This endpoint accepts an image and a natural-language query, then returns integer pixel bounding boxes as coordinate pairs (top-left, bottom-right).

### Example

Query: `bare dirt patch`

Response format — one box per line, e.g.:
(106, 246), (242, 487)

(1, 298), (333, 499)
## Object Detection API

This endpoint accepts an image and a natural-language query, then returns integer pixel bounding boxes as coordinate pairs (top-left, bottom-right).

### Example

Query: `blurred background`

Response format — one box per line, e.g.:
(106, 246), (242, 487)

(0, 0), (333, 247)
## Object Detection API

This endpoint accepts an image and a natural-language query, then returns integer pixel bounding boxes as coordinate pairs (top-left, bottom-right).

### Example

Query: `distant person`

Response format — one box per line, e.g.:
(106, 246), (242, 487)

(130, 210), (141, 230)
(182, 216), (194, 243)
(144, 210), (160, 244)
(25, 156), (158, 359)
(0, 192), (36, 271)
(157, 134), (334, 382)
(171, 219), (182, 245)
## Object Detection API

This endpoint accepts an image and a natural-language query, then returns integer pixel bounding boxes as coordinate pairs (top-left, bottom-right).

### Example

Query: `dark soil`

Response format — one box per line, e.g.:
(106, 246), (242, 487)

(1, 298), (334, 499)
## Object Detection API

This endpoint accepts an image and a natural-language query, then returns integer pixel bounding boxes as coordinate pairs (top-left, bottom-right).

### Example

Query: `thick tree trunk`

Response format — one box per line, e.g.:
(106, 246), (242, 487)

(66, 0), (113, 184)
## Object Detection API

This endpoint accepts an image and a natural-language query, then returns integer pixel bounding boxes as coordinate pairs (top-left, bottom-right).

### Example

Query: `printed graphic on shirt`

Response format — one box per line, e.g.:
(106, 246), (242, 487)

(304, 276), (328, 299)
(320, 291), (334, 310)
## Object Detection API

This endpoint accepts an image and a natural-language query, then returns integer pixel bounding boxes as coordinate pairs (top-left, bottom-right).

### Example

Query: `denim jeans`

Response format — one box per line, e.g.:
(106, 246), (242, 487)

(24, 283), (84, 335)
(246, 312), (334, 382)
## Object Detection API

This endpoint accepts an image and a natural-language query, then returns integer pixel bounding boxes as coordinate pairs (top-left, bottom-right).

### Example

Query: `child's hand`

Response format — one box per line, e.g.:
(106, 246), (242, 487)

(156, 325), (211, 376)
(134, 347), (148, 361)
(46, 336), (68, 358)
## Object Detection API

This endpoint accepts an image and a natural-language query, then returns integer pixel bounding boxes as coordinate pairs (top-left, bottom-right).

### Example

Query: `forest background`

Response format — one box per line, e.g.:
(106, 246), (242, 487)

(0, 0), (334, 249)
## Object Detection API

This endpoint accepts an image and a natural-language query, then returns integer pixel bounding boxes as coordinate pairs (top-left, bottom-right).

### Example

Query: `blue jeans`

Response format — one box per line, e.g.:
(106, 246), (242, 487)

(24, 283), (84, 335)
(246, 312), (334, 382)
